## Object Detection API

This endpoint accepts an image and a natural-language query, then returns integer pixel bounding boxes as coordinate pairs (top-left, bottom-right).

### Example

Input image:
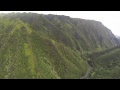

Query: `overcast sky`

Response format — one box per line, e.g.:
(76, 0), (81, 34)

(0, 11), (120, 36)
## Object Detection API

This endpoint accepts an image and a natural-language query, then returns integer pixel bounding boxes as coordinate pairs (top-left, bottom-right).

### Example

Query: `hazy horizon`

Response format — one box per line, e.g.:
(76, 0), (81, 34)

(0, 11), (120, 36)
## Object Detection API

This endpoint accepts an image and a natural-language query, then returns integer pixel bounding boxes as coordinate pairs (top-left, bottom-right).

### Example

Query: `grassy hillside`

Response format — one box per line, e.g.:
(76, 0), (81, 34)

(2, 13), (119, 52)
(86, 46), (120, 79)
(0, 16), (88, 79)
(0, 13), (120, 79)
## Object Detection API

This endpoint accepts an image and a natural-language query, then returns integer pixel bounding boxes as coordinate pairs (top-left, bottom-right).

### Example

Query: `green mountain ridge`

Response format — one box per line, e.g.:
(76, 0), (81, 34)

(86, 46), (120, 79)
(0, 13), (120, 79)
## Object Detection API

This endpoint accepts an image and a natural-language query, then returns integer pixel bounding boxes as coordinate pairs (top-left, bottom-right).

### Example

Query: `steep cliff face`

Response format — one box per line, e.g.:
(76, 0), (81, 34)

(3, 13), (119, 52)
(0, 13), (119, 79)
(116, 35), (120, 42)
(44, 15), (120, 51)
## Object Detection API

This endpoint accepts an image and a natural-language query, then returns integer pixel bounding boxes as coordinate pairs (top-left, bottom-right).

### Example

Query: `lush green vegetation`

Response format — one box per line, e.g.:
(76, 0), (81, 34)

(86, 46), (120, 79)
(0, 13), (120, 79)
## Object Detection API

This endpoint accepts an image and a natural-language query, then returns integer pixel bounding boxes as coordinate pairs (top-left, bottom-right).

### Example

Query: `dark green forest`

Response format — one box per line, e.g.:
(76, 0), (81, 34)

(0, 13), (120, 79)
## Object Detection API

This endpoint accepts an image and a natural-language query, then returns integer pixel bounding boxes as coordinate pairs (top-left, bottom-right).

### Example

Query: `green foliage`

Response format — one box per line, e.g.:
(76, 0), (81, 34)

(0, 15), (89, 79)
(86, 46), (120, 79)
(0, 13), (120, 79)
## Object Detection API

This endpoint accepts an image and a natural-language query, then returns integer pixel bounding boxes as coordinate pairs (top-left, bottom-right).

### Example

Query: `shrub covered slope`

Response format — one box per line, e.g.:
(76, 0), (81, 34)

(0, 13), (119, 79)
